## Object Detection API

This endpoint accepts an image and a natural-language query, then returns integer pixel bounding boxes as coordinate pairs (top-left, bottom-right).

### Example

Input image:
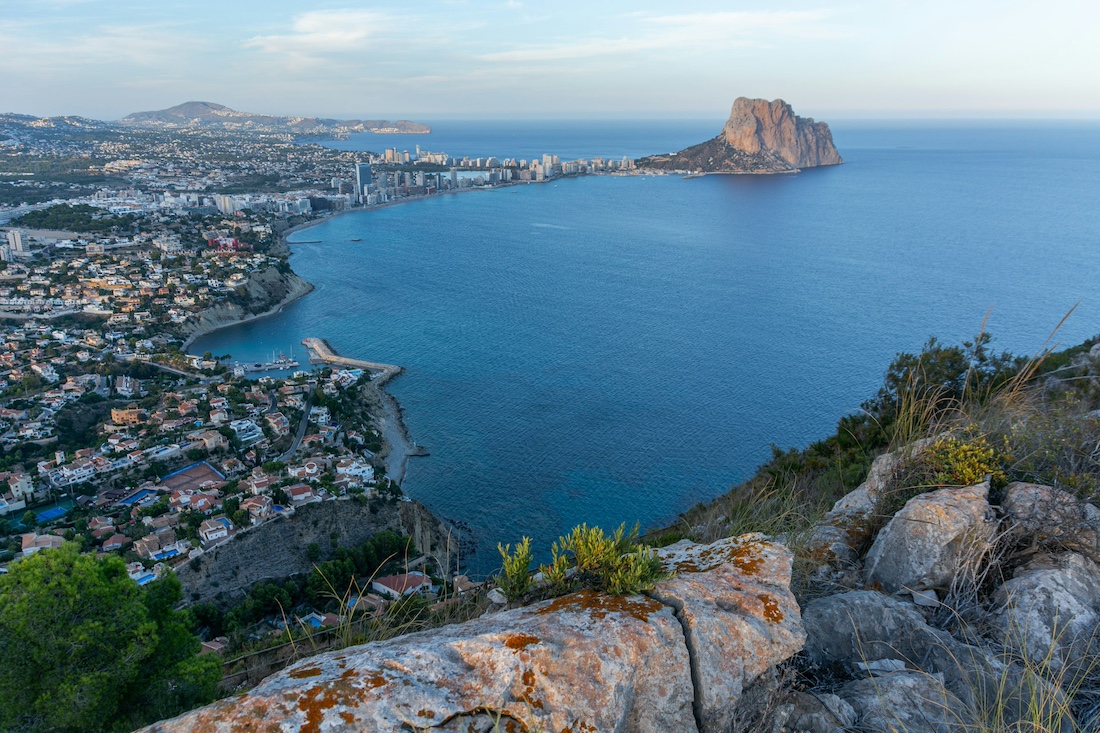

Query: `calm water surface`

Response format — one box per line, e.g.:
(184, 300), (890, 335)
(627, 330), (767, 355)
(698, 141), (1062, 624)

(196, 120), (1100, 570)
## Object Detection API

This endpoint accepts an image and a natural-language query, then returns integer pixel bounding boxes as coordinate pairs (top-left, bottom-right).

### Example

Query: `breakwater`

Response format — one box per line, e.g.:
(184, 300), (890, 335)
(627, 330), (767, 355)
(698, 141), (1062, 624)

(301, 337), (402, 384)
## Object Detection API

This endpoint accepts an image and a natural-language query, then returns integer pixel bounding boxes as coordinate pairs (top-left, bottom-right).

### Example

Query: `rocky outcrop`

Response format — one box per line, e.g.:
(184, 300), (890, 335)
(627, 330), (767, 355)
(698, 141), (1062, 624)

(143, 535), (804, 733)
(176, 499), (465, 608)
(806, 444), (924, 567)
(181, 265), (313, 349)
(993, 552), (1100, 671)
(840, 672), (972, 733)
(636, 97), (842, 174)
(1002, 482), (1100, 563)
(864, 482), (996, 593)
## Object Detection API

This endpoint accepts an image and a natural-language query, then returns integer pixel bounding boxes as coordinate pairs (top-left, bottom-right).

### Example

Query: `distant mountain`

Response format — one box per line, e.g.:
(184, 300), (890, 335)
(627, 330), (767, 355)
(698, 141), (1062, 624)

(637, 97), (841, 174)
(119, 101), (430, 135)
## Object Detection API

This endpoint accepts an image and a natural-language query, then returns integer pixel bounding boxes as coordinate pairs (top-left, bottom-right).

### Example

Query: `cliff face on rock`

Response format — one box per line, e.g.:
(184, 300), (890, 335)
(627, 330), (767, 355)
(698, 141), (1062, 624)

(638, 97), (842, 173)
(142, 535), (804, 733)
(181, 265), (312, 348)
(176, 499), (465, 608)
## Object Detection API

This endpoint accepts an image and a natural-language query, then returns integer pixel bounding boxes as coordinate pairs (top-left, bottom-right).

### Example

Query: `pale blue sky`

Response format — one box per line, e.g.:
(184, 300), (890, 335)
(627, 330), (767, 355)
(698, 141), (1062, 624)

(2, 0), (1098, 120)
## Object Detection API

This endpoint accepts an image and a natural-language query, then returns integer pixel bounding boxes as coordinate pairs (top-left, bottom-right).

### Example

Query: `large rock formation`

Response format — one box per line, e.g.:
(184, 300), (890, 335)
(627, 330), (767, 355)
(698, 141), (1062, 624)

(637, 97), (842, 174)
(142, 535), (804, 733)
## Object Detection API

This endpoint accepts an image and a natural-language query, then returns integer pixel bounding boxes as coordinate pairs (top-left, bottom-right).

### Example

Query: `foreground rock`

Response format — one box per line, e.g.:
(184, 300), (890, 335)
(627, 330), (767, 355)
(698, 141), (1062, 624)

(864, 482), (996, 593)
(637, 97), (842, 174)
(993, 552), (1100, 672)
(652, 536), (806, 732)
(143, 535), (803, 733)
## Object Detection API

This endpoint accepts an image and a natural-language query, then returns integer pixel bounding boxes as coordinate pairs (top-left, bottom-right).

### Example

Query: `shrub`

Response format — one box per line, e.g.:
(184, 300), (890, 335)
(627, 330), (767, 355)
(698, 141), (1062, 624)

(497, 537), (533, 601)
(879, 431), (1008, 517)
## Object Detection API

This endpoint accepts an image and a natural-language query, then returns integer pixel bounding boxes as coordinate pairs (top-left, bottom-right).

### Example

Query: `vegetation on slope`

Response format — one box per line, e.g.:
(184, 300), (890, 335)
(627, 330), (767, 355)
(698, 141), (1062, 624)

(0, 546), (220, 733)
(13, 202), (137, 233)
(650, 327), (1100, 551)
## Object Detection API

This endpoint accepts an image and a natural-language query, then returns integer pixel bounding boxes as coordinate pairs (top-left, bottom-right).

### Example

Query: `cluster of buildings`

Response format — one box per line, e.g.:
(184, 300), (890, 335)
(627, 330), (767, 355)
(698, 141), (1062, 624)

(0, 222), (287, 322)
(4, 364), (388, 573)
(339, 148), (636, 206)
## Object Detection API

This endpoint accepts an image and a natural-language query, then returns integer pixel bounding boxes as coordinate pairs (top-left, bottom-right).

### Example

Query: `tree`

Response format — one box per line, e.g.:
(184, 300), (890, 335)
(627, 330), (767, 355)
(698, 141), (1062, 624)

(0, 547), (219, 732)
(0, 546), (155, 731)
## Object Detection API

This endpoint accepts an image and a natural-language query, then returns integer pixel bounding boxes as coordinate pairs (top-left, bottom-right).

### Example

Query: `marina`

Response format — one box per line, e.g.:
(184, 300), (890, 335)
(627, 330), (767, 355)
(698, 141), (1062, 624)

(230, 351), (300, 376)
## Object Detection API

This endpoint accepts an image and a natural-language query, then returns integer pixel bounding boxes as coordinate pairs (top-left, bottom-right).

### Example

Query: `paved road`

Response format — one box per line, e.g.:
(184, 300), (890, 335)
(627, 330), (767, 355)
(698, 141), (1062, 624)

(278, 397), (311, 462)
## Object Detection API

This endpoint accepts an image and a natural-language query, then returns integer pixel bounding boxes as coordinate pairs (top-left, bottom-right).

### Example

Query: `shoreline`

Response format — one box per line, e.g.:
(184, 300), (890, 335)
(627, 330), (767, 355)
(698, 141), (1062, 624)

(183, 219), (426, 489)
(280, 176), (571, 242)
(181, 278), (315, 351)
(301, 337), (421, 485)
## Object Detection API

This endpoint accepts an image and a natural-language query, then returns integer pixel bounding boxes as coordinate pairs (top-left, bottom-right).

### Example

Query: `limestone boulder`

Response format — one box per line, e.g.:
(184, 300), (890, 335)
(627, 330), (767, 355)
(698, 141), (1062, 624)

(651, 534), (806, 733)
(1002, 482), (1100, 563)
(803, 592), (1072, 733)
(143, 590), (695, 733)
(840, 672), (973, 733)
(806, 442), (931, 566)
(770, 691), (856, 733)
(865, 483), (995, 593)
(993, 552), (1100, 671)
(803, 590), (948, 669)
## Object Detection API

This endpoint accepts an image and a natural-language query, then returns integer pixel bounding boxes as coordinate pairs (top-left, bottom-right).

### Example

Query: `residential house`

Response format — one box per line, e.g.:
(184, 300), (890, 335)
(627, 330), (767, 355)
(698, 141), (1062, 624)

(371, 573), (433, 599)
(21, 533), (65, 556)
(240, 494), (273, 524)
(198, 517), (231, 545)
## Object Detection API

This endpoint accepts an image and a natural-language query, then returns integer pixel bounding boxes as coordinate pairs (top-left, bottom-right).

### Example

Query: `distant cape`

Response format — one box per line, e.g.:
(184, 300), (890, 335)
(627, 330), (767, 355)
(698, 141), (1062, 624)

(119, 101), (430, 135)
(637, 97), (842, 174)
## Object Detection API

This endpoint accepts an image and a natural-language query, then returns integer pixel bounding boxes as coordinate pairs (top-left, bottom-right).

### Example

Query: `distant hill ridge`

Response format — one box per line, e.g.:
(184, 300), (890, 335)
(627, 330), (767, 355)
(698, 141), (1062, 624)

(637, 97), (841, 174)
(119, 101), (430, 134)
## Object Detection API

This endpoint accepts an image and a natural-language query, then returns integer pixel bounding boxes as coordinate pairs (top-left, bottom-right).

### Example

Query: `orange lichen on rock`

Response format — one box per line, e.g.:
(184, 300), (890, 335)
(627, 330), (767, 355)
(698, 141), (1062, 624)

(505, 633), (541, 652)
(293, 668), (385, 733)
(667, 536), (767, 576)
(287, 666), (322, 679)
(536, 590), (662, 621)
(757, 593), (784, 623)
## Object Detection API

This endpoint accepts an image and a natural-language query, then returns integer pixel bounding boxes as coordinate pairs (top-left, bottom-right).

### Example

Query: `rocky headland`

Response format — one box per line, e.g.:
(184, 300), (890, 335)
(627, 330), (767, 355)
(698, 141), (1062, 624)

(638, 97), (843, 174)
(181, 265), (313, 350)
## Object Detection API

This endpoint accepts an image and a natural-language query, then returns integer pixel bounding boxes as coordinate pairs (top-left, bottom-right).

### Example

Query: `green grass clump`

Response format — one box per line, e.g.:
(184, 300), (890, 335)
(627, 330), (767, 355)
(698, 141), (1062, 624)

(549, 524), (668, 596)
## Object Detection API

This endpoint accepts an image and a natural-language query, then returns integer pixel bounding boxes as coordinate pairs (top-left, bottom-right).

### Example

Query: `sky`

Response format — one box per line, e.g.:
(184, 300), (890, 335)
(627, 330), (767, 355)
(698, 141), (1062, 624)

(2, 0), (1098, 121)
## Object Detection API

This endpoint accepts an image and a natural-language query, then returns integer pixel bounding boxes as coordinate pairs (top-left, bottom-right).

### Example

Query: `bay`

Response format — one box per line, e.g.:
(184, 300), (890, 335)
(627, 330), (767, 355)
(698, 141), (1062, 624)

(194, 119), (1100, 572)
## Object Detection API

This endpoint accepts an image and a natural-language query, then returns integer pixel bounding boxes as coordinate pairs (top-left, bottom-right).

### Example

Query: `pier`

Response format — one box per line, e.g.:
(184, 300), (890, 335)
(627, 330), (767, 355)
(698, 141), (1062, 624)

(301, 338), (403, 383)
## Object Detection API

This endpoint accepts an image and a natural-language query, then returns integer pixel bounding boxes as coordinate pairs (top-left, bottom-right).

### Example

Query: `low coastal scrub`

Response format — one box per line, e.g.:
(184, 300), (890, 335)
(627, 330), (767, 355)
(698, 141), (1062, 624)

(659, 324), (1100, 548)
(497, 523), (668, 602)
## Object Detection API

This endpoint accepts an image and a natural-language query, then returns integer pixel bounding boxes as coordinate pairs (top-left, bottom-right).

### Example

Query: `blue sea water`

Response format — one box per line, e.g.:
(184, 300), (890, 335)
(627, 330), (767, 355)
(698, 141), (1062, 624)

(195, 120), (1100, 571)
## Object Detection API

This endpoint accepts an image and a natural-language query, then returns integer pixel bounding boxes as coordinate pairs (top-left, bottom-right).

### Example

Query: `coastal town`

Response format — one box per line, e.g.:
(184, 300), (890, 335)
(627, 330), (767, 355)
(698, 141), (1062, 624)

(0, 102), (653, 694)
(0, 110), (543, 666)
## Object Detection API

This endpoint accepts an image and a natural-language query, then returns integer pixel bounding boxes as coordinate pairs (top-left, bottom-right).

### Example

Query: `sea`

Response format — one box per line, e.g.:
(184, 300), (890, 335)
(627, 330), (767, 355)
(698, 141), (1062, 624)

(193, 119), (1100, 572)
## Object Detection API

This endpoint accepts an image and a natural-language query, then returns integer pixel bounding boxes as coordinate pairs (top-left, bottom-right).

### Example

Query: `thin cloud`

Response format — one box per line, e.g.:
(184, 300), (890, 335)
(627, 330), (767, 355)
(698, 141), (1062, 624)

(244, 10), (395, 56)
(0, 21), (207, 73)
(478, 9), (843, 63)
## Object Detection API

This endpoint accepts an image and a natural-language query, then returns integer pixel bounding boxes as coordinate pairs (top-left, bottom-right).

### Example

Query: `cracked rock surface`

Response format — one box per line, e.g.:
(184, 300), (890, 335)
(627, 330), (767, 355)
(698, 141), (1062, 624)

(141, 535), (804, 733)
